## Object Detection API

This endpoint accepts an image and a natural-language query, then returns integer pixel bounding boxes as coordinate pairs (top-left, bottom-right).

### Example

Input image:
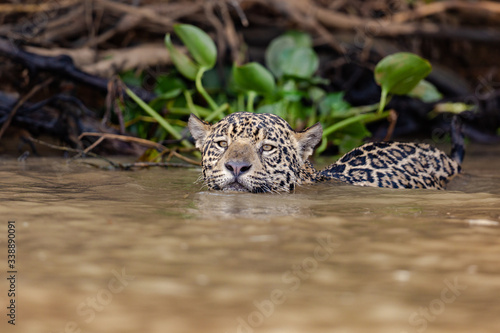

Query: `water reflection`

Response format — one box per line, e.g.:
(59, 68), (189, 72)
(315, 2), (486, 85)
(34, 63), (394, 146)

(191, 191), (315, 219)
(191, 181), (499, 223)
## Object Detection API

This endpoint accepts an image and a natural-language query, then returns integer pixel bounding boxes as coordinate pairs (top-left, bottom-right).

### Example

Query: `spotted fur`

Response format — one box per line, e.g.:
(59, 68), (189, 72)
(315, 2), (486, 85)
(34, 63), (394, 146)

(317, 142), (460, 189)
(188, 112), (463, 193)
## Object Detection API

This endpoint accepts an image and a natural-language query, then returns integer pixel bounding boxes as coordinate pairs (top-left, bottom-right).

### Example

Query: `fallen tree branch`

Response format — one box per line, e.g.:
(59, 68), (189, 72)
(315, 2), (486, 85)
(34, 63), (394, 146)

(0, 39), (157, 102)
(0, 0), (79, 14)
(273, 0), (500, 42)
(26, 136), (120, 167)
(79, 132), (201, 165)
(27, 135), (197, 169)
(0, 77), (53, 140)
(79, 132), (169, 151)
(392, 0), (500, 23)
(161, 149), (201, 166)
(93, 0), (174, 28)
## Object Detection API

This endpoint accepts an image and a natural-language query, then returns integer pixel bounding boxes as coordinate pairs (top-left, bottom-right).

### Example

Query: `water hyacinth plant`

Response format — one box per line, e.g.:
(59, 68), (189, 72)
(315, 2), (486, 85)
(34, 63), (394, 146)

(124, 24), (437, 157)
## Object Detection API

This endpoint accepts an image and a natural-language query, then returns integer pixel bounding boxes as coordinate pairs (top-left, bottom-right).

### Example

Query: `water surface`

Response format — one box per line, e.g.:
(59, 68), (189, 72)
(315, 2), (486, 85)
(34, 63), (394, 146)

(1, 144), (499, 333)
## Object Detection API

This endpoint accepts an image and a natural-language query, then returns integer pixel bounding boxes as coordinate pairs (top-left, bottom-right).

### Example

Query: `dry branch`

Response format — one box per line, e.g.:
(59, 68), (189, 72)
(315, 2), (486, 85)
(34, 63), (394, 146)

(0, 0), (499, 155)
(0, 77), (53, 140)
(79, 132), (201, 166)
(0, 0), (79, 14)
(392, 1), (500, 23)
(0, 39), (157, 102)
(79, 132), (169, 152)
(280, 0), (500, 42)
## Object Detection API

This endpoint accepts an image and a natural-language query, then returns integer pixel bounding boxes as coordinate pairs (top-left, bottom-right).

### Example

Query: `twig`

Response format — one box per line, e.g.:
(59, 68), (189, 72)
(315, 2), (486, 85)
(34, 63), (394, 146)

(230, 0), (249, 27)
(204, 1), (227, 65)
(0, 39), (157, 102)
(383, 109), (398, 142)
(27, 135), (198, 170)
(274, 0), (345, 53)
(82, 136), (106, 155)
(94, 0), (173, 27)
(392, 1), (500, 23)
(0, 0), (79, 13)
(0, 77), (53, 140)
(79, 132), (201, 165)
(221, 0), (243, 62)
(104, 77), (126, 133)
(25, 136), (119, 168)
(79, 132), (169, 151)
(281, 0), (500, 42)
(161, 149), (201, 166)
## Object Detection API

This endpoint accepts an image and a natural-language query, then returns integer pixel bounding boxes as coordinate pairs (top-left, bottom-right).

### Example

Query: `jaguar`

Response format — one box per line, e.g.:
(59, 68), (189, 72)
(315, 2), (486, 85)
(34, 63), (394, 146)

(188, 112), (464, 193)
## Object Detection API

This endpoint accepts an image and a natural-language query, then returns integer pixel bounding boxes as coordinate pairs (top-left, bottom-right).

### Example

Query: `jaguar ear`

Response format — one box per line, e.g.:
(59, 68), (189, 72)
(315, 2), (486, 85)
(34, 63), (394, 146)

(188, 114), (211, 150)
(295, 122), (323, 160)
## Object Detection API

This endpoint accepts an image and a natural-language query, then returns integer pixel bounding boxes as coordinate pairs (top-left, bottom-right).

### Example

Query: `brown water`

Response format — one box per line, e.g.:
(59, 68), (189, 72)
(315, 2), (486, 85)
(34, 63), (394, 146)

(1, 145), (499, 333)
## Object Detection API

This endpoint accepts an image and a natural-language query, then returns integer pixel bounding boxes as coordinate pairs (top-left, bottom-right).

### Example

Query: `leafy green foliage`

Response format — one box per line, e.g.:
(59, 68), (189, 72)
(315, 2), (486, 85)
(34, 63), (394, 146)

(408, 80), (442, 103)
(122, 25), (437, 160)
(164, 34), (198, 80)
(233, 63), (276, 95)
(279, 48), (319, 79)
(265, 31), (312, 79)
(375, 52), (431, 95)
(173, 24), (217, 69)
(375, 52), (432, 113)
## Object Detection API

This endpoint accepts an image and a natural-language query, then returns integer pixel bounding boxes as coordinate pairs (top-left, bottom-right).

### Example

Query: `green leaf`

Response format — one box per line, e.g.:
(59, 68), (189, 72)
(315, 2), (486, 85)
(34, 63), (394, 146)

(164, 34), (199, 80)
(173, 24), (217, 69)
(265, 35), (296, 78)
(375, 52), (432, 96)
(308, 76), (330, 86)
(155, 89), (182, 101)
(432, 102), (475, 114)
(408, 80), (442, 102)
(232, 62), (276, 95)
(154, 74), (186, 94)
(322, 111), (390, 137)
(319, 92), (351, 117)
(339, 120), (371, 137)
(334, 135), (365, 155)
(120, 70), (143, 87)
(374, 52), (432, 114)
(308, 87), (326, 103)
(281, 79), (302, 102)
(279, 47), (319, 79)
(332, 122), (371, 154)
(125, 87), (193, 149)
(201, 68), (225, 90)
(285, 31), (313, 48)
(265, 31), (312, 78)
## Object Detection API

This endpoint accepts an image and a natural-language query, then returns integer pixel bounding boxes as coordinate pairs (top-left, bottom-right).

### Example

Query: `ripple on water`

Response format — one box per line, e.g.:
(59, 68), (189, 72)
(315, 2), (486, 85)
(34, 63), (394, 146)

(2, 146), (500, 333)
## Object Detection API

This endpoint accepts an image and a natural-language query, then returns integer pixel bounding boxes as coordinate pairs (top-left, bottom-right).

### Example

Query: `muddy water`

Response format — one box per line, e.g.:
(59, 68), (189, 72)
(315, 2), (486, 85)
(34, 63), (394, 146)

(1, 145), (499, 333)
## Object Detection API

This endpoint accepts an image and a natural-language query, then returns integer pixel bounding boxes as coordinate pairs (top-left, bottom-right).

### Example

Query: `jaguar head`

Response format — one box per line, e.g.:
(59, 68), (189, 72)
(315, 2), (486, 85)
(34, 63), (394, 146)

(188, 112), (322, 193)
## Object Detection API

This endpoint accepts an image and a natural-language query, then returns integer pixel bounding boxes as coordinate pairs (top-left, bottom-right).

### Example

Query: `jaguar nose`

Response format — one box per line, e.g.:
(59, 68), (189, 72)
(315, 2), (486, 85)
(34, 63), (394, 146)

(225, 161), (252, 177)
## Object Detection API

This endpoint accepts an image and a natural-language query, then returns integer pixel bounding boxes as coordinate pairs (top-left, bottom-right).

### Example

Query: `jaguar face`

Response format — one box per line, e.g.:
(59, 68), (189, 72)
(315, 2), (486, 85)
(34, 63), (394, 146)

(188, 112), (322, 193)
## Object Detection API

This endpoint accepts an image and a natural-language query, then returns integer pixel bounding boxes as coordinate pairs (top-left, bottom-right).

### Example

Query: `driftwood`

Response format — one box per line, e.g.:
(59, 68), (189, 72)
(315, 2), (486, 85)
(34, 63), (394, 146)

(0, 0), (499, 156)
(0, 88), (142, 155)
(0, 39), (156, 102)
(2, 0), (500, 73)
(26, 135), (197, 170)
(78, 132), (200, 165)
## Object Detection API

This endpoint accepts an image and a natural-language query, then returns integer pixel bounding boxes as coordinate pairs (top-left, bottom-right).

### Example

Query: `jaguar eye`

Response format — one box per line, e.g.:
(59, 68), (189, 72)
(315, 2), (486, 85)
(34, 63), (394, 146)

(262, 144), (275, 152)
(217, 140), (228, 148)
